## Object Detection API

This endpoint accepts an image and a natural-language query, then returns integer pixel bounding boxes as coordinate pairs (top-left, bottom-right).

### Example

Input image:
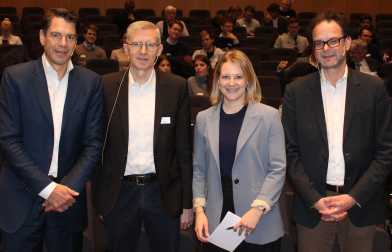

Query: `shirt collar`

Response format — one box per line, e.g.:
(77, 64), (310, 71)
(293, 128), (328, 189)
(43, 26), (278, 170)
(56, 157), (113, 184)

(41, 53), (74, 80)
(128, 68), (156, 87)
(320, 65), (348, 88)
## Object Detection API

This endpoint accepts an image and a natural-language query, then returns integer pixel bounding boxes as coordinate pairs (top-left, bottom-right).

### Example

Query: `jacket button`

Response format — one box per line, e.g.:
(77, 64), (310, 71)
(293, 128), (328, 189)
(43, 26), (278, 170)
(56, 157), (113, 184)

(234, 178), (239, 184)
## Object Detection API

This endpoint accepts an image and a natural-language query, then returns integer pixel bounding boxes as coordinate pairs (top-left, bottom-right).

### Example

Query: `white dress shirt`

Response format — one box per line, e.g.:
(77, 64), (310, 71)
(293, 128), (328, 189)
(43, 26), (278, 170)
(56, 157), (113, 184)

(124, 70), (156, 175)
(39, 54), (73, 199)
(321, 66), (348, 186)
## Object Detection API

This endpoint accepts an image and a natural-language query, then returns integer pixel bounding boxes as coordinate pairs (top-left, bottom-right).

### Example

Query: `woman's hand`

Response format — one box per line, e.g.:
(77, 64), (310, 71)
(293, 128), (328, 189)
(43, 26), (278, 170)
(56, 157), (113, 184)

(233, 208), (264, 236)
(194, 208), (209, 242)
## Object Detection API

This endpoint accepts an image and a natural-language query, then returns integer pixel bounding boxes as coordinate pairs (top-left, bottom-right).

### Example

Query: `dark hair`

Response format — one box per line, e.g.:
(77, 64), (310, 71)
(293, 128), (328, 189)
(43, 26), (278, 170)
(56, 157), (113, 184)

(244, 6), (256, 14)
(359, 26), (374, 36)
(156, 55), (171, 68)
(168, 19), (184, 31)
(359, 14), (372, 23)
(288, 17), (299, 25)
(42, 8), (77, 33)
(267, 3), (280, 14)
(221, 17), (234, 25)
(310, 11), (346, 36)
(193, 54), (213, 94)
(83, 24), (98, 34)
(200, 29), (215, 40)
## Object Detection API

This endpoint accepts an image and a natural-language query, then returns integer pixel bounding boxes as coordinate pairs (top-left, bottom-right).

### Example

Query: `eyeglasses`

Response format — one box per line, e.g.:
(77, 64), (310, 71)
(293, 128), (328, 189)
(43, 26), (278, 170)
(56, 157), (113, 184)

(313, 36), (346, 50)
(126, 41), (160, 51)
(48, 32), (77, 43)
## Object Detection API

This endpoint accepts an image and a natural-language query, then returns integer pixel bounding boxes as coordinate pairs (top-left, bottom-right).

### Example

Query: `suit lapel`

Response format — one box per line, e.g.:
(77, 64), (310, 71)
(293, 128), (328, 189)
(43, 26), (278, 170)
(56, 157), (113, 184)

(153, 71), (162, 174)
(343, 69), (359, 142)
(33, 59), (52, 124)
(61, 69), (81, 133)
(207, 103), (221, 173)
(309, 73), (328, 145)
(118, 71), (129, 143)
(235, 103), (261, 159)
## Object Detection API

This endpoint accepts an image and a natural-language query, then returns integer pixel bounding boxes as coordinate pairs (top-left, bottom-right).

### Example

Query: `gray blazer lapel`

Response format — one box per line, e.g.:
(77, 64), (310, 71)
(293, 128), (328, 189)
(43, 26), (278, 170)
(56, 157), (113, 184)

(207, 103), (221, 173)
(235, 103), (261, 159)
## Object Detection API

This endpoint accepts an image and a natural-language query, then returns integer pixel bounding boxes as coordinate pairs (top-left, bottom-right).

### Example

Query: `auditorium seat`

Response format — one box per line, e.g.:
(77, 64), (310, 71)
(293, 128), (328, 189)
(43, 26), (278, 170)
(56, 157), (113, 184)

(259, 48), (298, 64)
(134, 9), (156, 20)
(376, 14), (392, 23)
(79, 8), (100, 18)
(105, 8), (124, 23)
(189, 9), (211, 19)
(22, 7), (44, 17)
(258, 75), (281, 98)
(85, 59), (119, 75)
(254, 60), (279, 76)
(297, 12), (317, 21)
(0, 7), (17, 16)
(350, 12), (370, 23)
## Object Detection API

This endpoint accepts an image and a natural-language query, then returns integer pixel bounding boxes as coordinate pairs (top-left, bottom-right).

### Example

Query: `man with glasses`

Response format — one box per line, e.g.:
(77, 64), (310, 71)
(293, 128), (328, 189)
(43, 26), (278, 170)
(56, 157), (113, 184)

(93, 20), (193, 252)
(0, 8), (103, 252)
(282, 11), (392, 252)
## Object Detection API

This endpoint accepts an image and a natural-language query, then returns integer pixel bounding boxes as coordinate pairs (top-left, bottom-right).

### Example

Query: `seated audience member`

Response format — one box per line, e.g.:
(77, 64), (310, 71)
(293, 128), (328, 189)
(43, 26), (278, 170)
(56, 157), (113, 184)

(192, 30), (224, 69)
(75, 24), (107, 65)
(226, 5), (243, 24)
(348, 39), (379, 76)
(162, 20), (193, 77)
(110, 33), (130, 71)
(156, 5), (189, 40)
(156, 55), (172, 73)
(0, 18), (22, 46)
(274, 18), (309, 55)
(359, 14), (373, 30)
(279, 0), (296, 18)
(215, 18), (240, 50)
(114, 0), (136, 35)
(236, 6), (261, 37)
(358, 27), (381, 62)
(264, 3), (288, 35)
(187, 55), (212, 97)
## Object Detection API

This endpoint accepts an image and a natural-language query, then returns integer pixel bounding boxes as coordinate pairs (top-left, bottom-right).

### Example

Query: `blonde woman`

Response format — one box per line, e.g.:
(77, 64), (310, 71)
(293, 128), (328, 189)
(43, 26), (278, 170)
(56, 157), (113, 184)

(193, 49), (286, 252)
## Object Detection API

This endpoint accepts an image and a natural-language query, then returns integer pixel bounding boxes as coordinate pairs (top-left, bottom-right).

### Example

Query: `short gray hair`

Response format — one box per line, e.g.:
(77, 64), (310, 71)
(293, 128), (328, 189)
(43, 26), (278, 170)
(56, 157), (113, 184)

(126, 21), (161, 43)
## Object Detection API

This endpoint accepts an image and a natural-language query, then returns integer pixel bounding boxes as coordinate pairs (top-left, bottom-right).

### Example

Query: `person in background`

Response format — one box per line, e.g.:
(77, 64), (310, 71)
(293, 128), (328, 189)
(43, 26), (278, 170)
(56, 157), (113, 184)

(264, 3), (288, 35)
(357, 27), (381, 62)
(348, 39), (379, 76)
(359, 14), (373, 30)
(279, 0), (296, 19)
(114, 0), (136, 35)
(236, 6), (261, 37)
(282, 11), (392, 252)
(226, 6), (243, 24)
(215, 18), (240, 50)
(75, 24), (107, 65)
(110, 33), (130, 71)
(192, 30), (224, 69)
(162, 20), (193, 77)
(156, 54), (172, 73)
(274, 18), (309, 55)
(187, 55), (212, 97)
(193, 49), (286, 252)
(156, 5), (189, 40)
(0, 18), (22, 46)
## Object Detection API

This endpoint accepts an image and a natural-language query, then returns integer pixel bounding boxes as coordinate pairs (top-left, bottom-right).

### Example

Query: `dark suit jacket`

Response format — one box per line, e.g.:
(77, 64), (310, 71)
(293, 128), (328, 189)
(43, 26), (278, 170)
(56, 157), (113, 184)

(0, 58), (104, 233)
(282, 69), (392, 228)
(93, 70), (192, 218)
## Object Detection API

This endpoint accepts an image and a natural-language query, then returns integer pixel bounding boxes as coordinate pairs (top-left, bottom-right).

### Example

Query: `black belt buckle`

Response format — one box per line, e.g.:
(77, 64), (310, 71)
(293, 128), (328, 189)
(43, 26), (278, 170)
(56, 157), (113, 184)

(135, 176), (145, 185)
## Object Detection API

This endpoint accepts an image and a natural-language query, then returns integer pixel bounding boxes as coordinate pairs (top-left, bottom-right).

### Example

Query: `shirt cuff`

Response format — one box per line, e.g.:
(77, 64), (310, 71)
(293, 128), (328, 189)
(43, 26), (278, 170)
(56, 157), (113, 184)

(193, 197), (206, 209)
(38, 182), (57, 199)
(251, 199), (271, 214)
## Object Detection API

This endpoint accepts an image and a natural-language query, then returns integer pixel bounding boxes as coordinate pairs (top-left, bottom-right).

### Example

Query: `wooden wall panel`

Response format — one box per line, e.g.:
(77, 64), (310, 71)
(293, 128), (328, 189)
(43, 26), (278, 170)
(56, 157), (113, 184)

(0, 0), (391, 17)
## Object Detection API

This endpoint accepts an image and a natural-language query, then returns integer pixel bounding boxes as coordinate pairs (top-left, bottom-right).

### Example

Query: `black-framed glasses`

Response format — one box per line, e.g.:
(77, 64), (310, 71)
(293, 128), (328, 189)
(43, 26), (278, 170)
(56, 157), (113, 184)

(313, 36), (346, 50)
(126, 41), (160, 51)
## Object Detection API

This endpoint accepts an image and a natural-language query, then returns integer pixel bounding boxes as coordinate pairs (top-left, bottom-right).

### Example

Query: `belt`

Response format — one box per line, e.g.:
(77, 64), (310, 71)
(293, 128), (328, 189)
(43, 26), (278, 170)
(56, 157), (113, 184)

(326, 184), (345, 193)
(123, 173), (157, 185)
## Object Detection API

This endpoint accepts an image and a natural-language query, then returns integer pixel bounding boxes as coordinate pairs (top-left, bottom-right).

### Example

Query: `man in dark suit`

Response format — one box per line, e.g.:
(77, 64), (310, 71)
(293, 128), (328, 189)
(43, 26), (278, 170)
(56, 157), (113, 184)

(93, 20), (193, 252)
(282, 11), (392, 252)
(0, 8), (104, 252)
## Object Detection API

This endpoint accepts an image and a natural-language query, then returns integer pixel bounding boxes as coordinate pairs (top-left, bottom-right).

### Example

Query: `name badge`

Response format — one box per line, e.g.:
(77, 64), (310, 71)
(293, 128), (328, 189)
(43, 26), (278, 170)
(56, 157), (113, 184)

(160, 116), (171, 124)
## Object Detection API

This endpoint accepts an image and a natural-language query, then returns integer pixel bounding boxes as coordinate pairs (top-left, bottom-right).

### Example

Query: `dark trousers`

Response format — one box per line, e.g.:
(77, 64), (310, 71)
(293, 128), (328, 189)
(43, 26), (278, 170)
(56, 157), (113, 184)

(104, 180), (180, 252)
(2, 198), (83, 252)
(201, 239), (281, 252)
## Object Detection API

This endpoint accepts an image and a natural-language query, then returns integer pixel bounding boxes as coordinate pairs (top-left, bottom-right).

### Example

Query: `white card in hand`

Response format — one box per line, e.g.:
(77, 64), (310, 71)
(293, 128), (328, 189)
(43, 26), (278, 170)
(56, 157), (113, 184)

(208, 211), (246, 252)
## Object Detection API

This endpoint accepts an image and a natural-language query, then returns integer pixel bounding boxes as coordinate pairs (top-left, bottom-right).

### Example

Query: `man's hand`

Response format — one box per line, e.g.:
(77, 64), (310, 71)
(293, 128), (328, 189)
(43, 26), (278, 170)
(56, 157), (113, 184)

(314, 194), (356, 222)
(43, 184), (79, 212)
(180, 208), (194, 230)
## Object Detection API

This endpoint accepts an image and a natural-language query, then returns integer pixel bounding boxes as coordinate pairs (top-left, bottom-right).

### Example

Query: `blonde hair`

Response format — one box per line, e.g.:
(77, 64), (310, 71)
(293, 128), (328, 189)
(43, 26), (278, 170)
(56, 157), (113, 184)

(126, 20), (161, 43)
(210, 49), (262, 105)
